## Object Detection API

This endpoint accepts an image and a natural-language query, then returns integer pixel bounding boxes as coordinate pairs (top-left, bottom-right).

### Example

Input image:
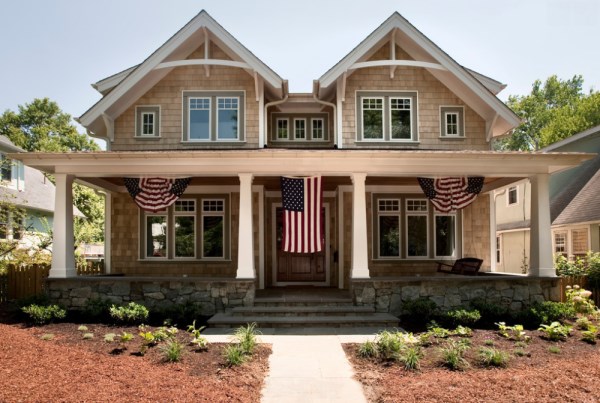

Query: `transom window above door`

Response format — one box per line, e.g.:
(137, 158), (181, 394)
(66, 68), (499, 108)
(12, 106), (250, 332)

(182, 91), (245, 142)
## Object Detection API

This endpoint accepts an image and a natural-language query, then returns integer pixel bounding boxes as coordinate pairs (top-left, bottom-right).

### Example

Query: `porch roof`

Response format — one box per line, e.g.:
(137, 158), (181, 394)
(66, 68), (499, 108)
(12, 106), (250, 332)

(10, 150), (594, 187)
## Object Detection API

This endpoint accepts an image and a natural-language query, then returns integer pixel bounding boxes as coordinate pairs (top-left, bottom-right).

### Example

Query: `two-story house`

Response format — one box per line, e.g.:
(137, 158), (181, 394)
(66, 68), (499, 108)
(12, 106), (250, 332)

(12, 11), (593, 316)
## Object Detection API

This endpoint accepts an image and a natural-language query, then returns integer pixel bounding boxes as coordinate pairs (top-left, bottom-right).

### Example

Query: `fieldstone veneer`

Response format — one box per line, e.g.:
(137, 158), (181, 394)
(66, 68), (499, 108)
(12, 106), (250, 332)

(47, 277), (255, 315)
(351, 276), (561, 316)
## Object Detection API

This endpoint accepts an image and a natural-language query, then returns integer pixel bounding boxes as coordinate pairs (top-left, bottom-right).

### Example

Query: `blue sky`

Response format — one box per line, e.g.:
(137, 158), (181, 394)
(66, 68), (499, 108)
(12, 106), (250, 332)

(1, 0), (599, 141)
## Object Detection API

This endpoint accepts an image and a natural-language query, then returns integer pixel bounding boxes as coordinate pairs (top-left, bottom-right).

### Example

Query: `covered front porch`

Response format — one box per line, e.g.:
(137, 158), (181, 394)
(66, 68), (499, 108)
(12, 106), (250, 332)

(12, 149), (593, 312)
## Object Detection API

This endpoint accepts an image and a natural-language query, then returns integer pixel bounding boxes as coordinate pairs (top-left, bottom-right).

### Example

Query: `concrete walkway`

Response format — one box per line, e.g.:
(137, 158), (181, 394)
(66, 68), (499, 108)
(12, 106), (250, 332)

(204, 327), (392, 403)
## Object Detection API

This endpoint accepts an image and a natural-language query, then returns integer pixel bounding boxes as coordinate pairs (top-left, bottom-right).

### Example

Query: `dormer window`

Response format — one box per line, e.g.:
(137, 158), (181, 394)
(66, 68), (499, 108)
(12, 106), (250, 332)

(440, 106), (465, 138)
(357, 91), (418, 143)
(135, 106), (160, 138)
(294, 119), (306, 140)
(183, 91), (245, 142)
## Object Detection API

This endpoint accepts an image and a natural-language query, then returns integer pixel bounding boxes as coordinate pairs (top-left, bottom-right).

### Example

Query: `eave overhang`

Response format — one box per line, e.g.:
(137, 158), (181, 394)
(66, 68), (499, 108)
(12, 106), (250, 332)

(10, 150), (595, 179)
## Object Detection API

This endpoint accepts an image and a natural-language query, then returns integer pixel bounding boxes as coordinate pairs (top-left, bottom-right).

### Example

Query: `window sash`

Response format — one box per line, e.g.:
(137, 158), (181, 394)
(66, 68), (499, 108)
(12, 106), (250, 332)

(362, 98), (384, 140)
(554, 232), (567, 254)
(406, 199), (428, 257)
(508, 187), (518, 205)
(141, 112), (155, 136)
(445, 112), (459, 136)
(276, 118), (289, 140)
(434, 214), (456, 258)
(146, 215), (168, 258)
(174, 216), (195, 258)
(294, 119), (306, 139)
(217, 97), (239, 140)
(312, 118), (324, 139)
(189, 97), (211, 140)
(379, 215), (400, 257)
(1, 156), (12, 182)
(390, 97), (412, 140)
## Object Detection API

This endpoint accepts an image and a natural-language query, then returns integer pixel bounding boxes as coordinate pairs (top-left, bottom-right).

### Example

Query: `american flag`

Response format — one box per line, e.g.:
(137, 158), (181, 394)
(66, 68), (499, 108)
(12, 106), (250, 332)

(417, 177), (484, 213)
(124, 177), (191, 212)
(280, 176), (323, 253)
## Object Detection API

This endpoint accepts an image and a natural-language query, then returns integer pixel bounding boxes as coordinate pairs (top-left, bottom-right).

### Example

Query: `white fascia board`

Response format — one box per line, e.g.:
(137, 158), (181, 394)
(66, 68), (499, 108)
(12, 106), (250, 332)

(465, 68), (506, 95)
(92, 65), (138, 95)
(79, 10), (282, 129)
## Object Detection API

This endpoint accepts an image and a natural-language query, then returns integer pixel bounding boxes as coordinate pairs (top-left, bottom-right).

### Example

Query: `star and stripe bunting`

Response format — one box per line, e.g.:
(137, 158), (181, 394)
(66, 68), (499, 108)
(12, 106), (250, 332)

(124, 177), (191, 212)
(417, 177), (484, 213)
(280, 176), (324, 253)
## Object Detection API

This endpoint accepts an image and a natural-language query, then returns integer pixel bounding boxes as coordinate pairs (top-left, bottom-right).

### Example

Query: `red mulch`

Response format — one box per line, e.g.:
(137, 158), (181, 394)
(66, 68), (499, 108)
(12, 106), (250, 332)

(344, 328), (600, 403)
(0, 322), (270, 402)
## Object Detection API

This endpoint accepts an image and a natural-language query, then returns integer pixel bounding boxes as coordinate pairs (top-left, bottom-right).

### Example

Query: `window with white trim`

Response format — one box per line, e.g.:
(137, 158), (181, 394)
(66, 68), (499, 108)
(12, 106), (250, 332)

(406, 199), (428, 257)
(294, 119), (306, 140)
(357, 91), (418, 142)
(174, 200), (195, 258)
(507, 186), (518, 206)
(554, 231), (567, 255)
(202, 199), (224, 258)
(312, 118), (324, 140)
(377, 199), (400, 257)
(135, 106), (160, 138)
(1, 155), (12, 183)
(571, 228), (588, 256)
(145, 214), (168, 258)
(440, 106), (464, 137)
(183, 92), (244, 142)
(276, 118), (289, 140)
(435, 214), (456, 258)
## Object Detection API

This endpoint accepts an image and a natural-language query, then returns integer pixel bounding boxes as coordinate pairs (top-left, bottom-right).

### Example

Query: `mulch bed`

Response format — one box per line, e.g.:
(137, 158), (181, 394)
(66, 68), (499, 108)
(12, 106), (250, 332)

(344, 327), (600, 403)
(0, 322), (270, 402)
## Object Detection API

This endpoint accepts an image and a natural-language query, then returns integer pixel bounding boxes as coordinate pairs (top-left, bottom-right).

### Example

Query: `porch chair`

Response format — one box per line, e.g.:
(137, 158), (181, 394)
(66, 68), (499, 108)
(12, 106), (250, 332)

(437, 257), (483, 275)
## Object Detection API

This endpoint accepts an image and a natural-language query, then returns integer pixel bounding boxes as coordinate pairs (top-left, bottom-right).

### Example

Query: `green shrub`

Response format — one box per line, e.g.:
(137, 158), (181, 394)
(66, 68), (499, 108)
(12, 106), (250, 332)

(104, 333), (117, 343)
(469, 298), (508, 326)
(495, 322), (530, 342)
(233, 322), (259, 355)
(153, 325), (178, 342)
(109, 302), (149, 324)
(223, 344), (245, 366)
(21, 304), (66, 325)
(160, 340), (184, 363)
(358, 340), (377, 358)
(402, 298), (438, 325)
(441, 309), (481, 328)
(581, 325), (598, 344)
(426, 322), (452, 339)
(375, 331), (403, 360)
(565, 285), (596, 314)
(479, 347), (509, 368)
(453, 325), (473, 337)
(151, 300), (208, 327)
(555, 253), (588, 277)
(82, 298), (112, 322)
(538, 321), (572, 341)
(439, 339), (470, 371)
(587, 252), (600, 289)
(398, 345), (422, 371)
(575, 317), (593, 330)
(120, 332), (134, 343)
(523, 302), (576, 328)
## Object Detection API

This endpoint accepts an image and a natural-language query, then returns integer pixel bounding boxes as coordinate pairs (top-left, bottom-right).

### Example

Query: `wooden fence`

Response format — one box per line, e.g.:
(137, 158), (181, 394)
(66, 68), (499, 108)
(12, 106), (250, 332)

(0, 261), (104, 302)
(558, 276), (600, 306)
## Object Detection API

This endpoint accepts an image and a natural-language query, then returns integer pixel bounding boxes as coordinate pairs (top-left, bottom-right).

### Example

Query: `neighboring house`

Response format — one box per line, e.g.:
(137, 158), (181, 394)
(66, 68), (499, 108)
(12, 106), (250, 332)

(0, 135), (82, 250)
(495, 125), (600, 273)
(13, 10), (591, 290)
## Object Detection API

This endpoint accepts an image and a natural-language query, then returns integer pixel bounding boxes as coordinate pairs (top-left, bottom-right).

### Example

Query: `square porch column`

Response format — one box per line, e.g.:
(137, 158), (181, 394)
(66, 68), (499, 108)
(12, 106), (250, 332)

(49, 173), (76, 278)
(529, 173), (555, 277)
(236, 173), (255, 279)
(351, 173), (370, 278)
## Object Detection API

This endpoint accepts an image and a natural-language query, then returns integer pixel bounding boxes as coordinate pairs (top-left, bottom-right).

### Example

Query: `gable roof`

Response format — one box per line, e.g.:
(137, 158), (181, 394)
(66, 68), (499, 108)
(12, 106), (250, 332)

(316, 12), (520, 138)
(553, 159), (600, 225)
(79, 10), (284, 140)
(0, 135), (24, 153)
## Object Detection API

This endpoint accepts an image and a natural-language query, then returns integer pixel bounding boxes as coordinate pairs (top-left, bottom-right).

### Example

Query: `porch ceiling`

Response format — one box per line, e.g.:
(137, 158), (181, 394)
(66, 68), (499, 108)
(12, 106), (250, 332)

(10, 149), (595, 187)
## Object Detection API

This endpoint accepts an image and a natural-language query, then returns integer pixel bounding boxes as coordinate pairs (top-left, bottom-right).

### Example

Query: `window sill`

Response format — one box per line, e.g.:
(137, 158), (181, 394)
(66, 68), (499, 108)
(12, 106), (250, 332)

(355, 140), (420, 147)
(181, 141), (246, 146)
(138, 258), (232, 263)
(134, 136), (162, 140)
(439, 136), (465, 140)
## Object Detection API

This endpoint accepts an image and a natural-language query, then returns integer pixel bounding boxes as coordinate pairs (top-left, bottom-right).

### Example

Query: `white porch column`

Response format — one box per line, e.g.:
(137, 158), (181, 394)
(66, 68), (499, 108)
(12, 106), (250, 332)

(351, 173), (370, 278)
(49, 174), (76, 278)
(237, 173), (255, 279)
(529, 174), (554, 277)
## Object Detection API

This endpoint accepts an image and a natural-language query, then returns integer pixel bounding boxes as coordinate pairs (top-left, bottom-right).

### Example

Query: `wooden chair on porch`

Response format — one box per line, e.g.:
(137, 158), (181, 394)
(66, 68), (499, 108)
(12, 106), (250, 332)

(437, 257), (483, 275)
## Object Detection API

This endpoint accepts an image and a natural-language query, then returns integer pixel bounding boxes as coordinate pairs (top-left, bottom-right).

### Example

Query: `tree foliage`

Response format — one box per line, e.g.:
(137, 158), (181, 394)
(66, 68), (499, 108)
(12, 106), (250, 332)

(496, 75), (600, 151)
(0, 98), (104, 245)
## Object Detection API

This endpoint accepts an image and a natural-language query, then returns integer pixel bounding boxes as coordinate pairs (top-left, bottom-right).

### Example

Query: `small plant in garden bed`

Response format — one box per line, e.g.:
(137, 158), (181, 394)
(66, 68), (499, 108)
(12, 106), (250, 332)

(402, 297), (438, 326)
(224, 322), (261, 367)
(22, 304), (66, 325)
(548, 346), (561, 354)
(160, 340), (184, 363)
(426, 322), (452, 339)
(358, 340), (377, 358)
(82, 333), (94, 340)
(581, 326), (598, 344)
(484, 339), (495, 346)
(40, 333), (54, 341)
(479, 347), (509, 368)
(565, 285), (596, 315)
(538, 322), (572, 341)
(575, 317), (593, 330)
(398, 345), (422, 371)
(453, 325), (473, 337)
(513, 348), (527, 357)
(109, 302), (149, 325)
(224, 344), (246, 366)
(187, 320), (209, 351)
(77, 325), (89, 332)
(441, 309), (481, 328)
(496, 322), (530, 342)
(439, 339), (470, 371)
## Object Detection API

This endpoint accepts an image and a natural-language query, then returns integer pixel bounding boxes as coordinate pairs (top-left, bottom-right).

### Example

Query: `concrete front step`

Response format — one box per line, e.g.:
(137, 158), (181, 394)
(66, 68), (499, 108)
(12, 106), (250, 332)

(253, 298), (354, 307)
(230, 305), (376, 317)
(207, 313), (400, 328)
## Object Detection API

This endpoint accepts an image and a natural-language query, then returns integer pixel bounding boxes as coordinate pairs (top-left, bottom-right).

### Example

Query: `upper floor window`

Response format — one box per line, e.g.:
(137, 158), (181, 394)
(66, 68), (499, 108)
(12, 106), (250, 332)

(276, 118), (289, 140)
(270, 113), (329, 142)
(440, 106), (465, 138)
(507, 186), (518, 206)
(294, 119), (306, 140)
(554, 231), (567, 255)
(135, 106), (160, 138)
(0, 154), (24, 191)
(1, 155), (12, 182)
(183, 91), (245, 142)
(312, 119), (324, 140)
(357, 91), (418, 142)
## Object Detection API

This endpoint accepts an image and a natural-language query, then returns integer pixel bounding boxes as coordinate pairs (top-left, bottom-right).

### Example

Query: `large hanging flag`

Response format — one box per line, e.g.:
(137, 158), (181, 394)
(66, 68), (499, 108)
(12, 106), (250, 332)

(417, 177), (484, 213)
(124, 177), (191, 212)
(280, 176), (323, 253)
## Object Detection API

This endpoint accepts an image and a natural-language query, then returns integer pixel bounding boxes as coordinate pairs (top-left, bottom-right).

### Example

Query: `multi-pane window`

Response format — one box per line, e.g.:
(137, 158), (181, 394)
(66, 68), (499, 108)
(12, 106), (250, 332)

(141, 112), (155, 136)
(390, 98), (411, 140)
(362, 98), (384, 139)
(174, 200), (195, 258)
(508, 186), (518, 205)
(378, 199), (400, 257)
(435, 215), (456, 257)
(445, 112), (458, 136)
(496, 236), (502, 264)
(276, 119), (289, 140)
(554, 232), (567, 255)
(135, 106), (160, 138)
(184, 92), (244, 142)
(1, 155), (11, 182)
(146, 215), (167, 258)
(202, 199), (224, 258)
(217, 97), (239, 140)
(358, 92), (418, 142)
(440, 106), (464, 137)
(189, 98), (211, 140)
(312, 119), (324, 140)
(294, 119), (306, 139)
(406, 199), (428, 257)
(571, 229), (588, 256)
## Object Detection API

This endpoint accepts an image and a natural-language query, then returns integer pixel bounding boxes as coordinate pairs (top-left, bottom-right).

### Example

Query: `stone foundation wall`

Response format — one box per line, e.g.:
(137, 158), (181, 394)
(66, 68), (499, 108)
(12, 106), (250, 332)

(47, 277), (255, 316)
(351, 276), (561, 316)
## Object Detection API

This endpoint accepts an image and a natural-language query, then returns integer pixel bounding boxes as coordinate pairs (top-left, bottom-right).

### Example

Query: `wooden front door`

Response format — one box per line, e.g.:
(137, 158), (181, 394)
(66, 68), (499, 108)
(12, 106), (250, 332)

(274, 206), (327, 283)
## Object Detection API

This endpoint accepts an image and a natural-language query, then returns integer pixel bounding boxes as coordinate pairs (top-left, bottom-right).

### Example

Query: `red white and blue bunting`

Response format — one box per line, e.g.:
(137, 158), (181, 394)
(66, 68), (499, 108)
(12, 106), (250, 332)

(124, 177), (191, 212)
(417, 177), (484, 213)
